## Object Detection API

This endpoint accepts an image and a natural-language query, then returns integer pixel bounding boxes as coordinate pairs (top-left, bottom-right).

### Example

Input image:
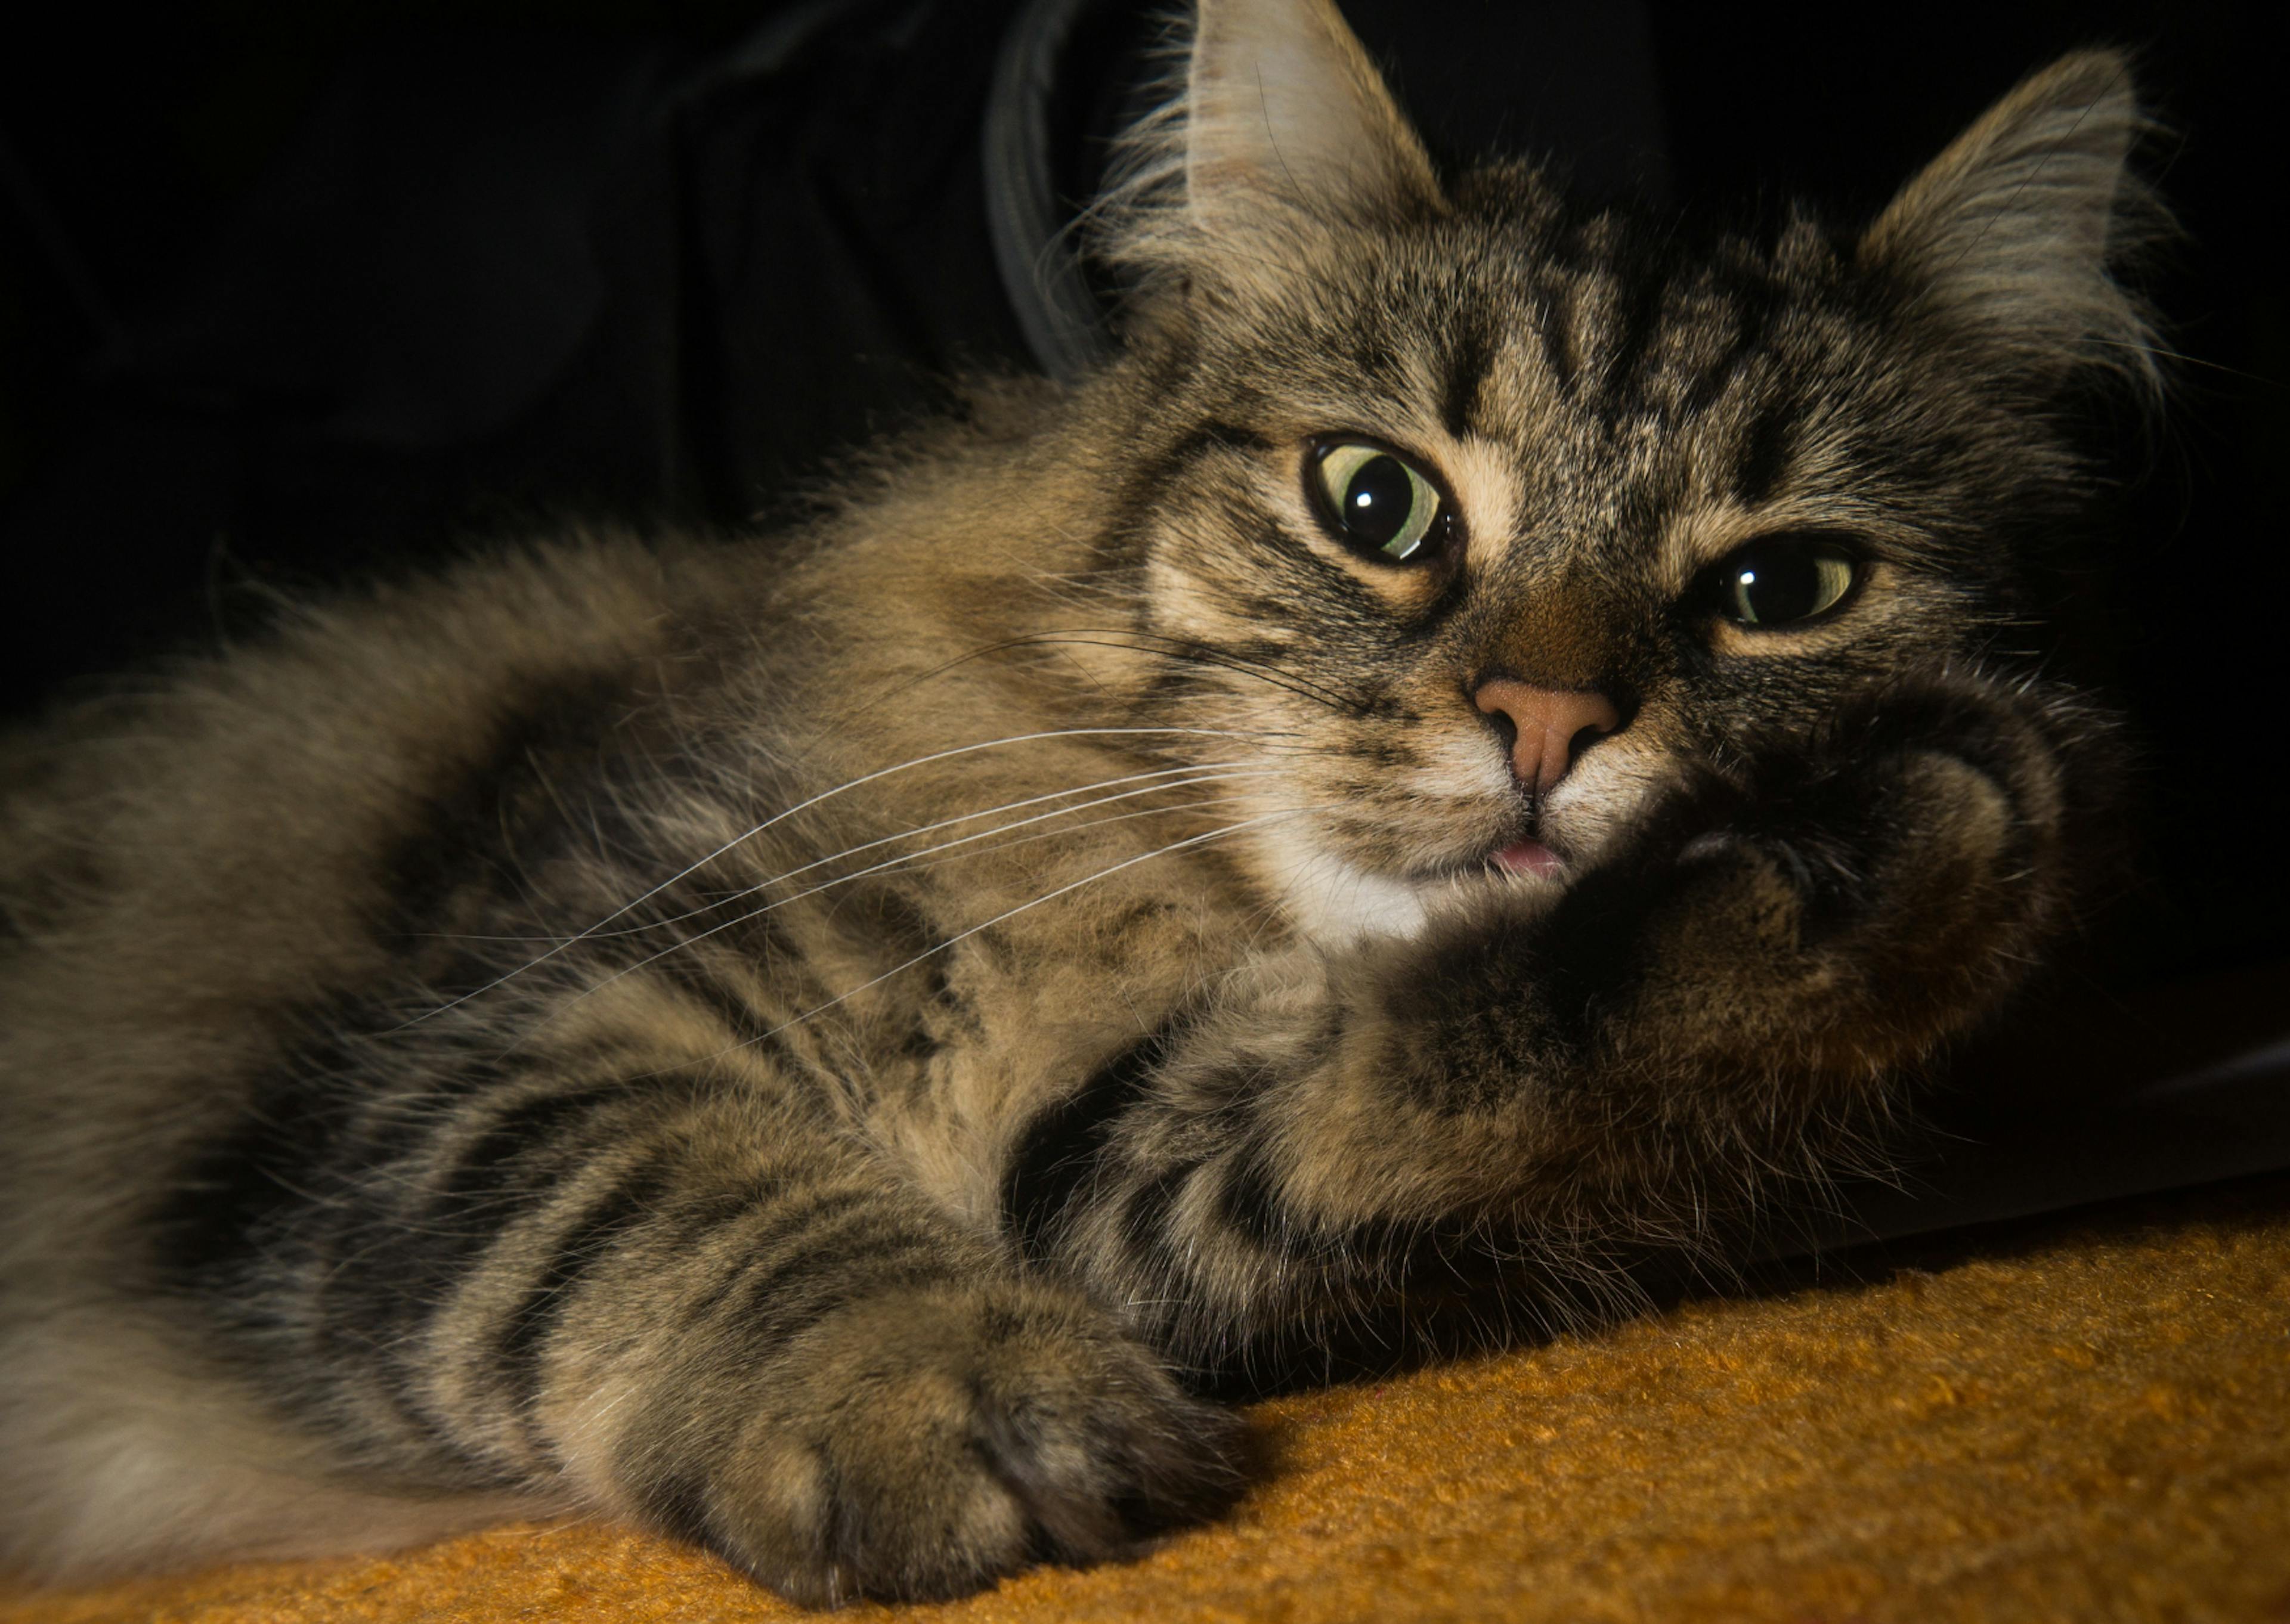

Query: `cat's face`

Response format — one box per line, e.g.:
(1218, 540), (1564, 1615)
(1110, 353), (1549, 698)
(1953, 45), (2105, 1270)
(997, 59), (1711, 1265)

(1091, 2), (2150, 941)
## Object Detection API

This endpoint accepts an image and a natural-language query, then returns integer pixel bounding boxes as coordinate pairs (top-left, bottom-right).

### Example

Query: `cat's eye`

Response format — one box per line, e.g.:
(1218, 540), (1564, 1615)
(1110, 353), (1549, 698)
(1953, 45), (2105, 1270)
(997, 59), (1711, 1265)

(1309, 441), (1451, 562)
(1704, 535), (1862, 628)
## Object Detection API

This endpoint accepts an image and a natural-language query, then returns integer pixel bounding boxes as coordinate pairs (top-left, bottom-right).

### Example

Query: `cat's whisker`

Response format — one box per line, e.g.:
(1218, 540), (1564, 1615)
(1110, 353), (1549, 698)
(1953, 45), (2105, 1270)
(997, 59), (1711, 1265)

(395, 728), (1289, 1026)
(713, 807), (1316, 1059)
(698, 768), (1286, 922)
(664, 763), (1285, 923)
(544, 768), (1295, 1016)
(886, 788), (1279, 875)
(440, 760), (1280, 946)
(827, 778), (1286, 884)
(2085, 335), (2286, 390)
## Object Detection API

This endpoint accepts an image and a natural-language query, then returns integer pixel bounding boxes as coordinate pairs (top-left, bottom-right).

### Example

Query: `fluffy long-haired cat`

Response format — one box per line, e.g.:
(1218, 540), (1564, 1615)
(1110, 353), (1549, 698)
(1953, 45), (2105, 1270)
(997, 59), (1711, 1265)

(0, 0), (2158, 1605)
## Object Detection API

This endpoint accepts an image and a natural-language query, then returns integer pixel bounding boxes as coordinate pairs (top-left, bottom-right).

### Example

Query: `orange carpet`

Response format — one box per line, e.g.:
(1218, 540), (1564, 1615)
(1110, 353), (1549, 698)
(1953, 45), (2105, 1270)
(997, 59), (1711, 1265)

(5, 1174), (2287, 1623)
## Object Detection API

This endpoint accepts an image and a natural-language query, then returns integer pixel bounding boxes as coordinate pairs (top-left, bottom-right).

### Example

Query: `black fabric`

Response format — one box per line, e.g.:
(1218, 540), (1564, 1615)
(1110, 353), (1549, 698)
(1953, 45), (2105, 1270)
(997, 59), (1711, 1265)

(2, 2), (1035, 627)
(0, 0), (1672, 706)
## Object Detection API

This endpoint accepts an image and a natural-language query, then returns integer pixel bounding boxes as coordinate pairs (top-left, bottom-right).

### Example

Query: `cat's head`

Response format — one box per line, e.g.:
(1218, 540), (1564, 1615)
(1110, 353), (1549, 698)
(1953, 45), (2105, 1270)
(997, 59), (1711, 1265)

(1079, 0), (2158, 942)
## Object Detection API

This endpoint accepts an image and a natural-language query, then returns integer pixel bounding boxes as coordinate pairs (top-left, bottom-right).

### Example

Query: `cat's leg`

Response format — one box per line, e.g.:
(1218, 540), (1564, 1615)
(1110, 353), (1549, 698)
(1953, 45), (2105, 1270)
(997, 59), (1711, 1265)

(1020, 681), (2095, 1358)
(174, 1025), (1241, 1604)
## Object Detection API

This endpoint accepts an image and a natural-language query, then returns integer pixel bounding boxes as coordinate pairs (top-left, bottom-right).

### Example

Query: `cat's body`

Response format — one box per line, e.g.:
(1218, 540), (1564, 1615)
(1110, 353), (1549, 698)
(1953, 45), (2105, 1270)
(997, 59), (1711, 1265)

(0, 0), (2156, 1604)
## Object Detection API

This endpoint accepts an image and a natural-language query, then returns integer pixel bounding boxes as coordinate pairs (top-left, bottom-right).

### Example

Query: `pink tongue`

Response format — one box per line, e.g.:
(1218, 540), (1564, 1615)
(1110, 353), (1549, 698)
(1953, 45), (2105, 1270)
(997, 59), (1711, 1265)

(1493, 839), (1563, 879)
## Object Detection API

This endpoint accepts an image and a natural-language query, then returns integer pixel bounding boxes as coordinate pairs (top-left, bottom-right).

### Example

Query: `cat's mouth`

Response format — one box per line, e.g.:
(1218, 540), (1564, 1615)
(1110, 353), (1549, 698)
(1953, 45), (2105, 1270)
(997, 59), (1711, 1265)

(1487, 837), (1565, 880)
(1475, 793), (1579, 882)
(1258, 794), (1599, 944)
(1400, 825), (1575, 888)
(1256, 811), (1590, 944)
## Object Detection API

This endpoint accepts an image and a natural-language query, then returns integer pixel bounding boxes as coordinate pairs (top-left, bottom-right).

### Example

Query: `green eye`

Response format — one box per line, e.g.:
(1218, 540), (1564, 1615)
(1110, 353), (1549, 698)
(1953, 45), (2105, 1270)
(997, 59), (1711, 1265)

(1707, 535), (1861, 627)
(1311, 441), (1449, 562)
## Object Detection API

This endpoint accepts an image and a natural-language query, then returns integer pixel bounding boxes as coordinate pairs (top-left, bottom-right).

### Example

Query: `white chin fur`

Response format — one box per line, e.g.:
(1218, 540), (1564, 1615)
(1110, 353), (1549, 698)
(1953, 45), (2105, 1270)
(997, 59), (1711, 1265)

(1268, 845), (1577, 947)
(1267, 844), (1434, 944)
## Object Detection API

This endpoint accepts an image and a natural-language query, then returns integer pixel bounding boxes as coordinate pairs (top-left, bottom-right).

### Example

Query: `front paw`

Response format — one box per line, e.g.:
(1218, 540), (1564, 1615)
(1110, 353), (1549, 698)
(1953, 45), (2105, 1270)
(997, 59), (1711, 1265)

(1621, 687), (2081, 1065)
(1747, 686), (2069, 940)
(679, 1281), (1245, 1605)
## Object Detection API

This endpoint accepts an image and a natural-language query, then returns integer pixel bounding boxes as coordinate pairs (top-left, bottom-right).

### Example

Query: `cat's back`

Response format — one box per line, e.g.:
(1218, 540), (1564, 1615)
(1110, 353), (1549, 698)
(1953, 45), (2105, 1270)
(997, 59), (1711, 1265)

(0, 535), (757, 1211)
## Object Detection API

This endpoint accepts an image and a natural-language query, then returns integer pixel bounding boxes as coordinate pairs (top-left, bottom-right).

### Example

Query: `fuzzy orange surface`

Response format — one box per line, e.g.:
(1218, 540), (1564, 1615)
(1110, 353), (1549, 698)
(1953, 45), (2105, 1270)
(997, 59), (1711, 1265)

(7, 1174), (2287, 1624)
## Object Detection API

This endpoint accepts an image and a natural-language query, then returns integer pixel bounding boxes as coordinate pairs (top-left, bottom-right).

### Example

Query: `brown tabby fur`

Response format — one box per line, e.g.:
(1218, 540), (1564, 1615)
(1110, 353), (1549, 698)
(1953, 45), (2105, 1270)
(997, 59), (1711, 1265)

(0, 0), (2157, 1605)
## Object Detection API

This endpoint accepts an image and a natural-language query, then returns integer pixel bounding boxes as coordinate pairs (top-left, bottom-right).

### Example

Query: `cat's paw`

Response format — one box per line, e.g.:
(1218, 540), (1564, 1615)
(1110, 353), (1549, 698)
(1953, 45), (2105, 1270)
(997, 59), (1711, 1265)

(694, 1281), (1245, 1605)
(1560, 683), (2082, 1080)
(1747, 686), (2064, 918)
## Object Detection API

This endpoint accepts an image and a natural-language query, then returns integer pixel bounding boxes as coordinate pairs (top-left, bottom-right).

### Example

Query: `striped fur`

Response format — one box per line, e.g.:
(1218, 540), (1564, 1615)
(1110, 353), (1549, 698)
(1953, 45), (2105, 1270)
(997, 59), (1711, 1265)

(0, 1), (2154, 1604)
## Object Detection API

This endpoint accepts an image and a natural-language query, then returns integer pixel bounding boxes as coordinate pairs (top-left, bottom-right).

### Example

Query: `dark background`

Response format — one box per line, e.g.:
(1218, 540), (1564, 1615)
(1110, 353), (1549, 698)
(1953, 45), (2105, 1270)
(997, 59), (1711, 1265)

(2, 0), (2281, 987)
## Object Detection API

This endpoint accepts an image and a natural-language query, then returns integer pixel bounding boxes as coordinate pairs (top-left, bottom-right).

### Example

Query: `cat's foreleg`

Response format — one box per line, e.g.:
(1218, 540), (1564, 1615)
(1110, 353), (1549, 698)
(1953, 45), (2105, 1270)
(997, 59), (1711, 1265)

(233, 1034), (1241, 1604)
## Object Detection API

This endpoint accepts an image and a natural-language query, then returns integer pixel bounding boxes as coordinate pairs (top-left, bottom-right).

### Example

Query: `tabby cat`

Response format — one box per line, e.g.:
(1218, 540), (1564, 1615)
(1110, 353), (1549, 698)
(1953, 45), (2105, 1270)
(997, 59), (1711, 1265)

(0, 0), (2157, 1605)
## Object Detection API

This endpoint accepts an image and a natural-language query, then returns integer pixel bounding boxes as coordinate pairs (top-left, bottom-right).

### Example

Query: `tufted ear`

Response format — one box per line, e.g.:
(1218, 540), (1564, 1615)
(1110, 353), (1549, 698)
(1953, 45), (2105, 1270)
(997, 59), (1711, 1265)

(1183, 0), (1439, 228)
(1861, 50), (2162, 392)
(1100, 0), (1443, 286)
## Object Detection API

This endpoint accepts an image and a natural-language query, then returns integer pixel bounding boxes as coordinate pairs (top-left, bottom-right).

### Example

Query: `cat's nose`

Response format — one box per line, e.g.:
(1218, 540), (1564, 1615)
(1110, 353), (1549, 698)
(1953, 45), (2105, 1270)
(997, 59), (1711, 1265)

(1472, 678), (1623, 797)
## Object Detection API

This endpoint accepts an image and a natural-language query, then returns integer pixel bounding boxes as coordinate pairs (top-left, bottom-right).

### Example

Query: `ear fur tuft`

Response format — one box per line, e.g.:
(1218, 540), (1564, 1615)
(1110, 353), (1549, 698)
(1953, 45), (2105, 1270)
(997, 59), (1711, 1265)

(1093, 0), (1443, 300)
(1861, 49), (2168, 398)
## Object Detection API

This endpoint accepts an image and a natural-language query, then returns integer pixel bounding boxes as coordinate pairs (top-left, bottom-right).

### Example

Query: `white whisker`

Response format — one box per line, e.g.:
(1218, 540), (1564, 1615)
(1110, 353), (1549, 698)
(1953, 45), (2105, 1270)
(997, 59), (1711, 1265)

(397, 727), (1286, 1026)
(618, 761), (1280, 937)
(720, 808), (1313, 1055)
(540, 768), (1291, 1016)
(413, 762), (1280, 944)
(889, 789), (1277, 875)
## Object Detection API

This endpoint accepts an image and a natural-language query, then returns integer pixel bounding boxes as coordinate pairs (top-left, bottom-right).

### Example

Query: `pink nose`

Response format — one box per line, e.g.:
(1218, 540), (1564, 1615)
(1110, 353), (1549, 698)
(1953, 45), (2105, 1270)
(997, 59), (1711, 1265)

(1473, 678), (1623, 796)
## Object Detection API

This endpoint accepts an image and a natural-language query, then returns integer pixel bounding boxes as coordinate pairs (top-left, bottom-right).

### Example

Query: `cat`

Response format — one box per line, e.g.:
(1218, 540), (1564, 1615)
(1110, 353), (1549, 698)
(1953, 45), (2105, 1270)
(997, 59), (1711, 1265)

(0, 0), (2159, 1606)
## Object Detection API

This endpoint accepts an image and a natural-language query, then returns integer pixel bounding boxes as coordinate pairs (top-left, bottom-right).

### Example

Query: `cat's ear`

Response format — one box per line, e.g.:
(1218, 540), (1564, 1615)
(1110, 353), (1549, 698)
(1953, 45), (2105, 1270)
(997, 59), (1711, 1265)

(1100, 0), (1443, 289)
(1183, 0), (1440, 230)
(1860, 50), (2164, 393)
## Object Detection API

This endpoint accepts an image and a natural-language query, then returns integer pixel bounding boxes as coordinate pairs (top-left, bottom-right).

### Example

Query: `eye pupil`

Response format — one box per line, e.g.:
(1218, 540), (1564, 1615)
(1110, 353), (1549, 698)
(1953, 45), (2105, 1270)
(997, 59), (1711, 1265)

(1342, 456), (1412, 546)
(1738, 556), (1816, 621)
